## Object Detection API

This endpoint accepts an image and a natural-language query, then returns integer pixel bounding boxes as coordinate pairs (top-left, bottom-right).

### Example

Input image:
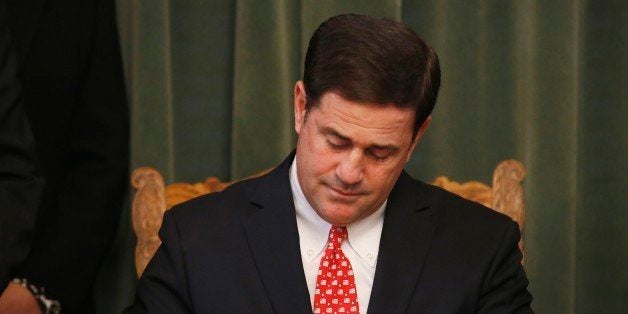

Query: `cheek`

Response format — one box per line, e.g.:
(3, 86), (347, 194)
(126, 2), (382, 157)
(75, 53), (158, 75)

(367, 163), (405, 190)
(311, 154), (336, 179)
(299, 141), (334, 181)
(308, 139), (338, 172)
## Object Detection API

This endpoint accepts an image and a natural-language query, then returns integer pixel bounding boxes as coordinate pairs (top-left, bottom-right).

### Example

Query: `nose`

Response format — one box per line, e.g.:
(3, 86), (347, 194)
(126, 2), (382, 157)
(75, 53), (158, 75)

(336, 150), (364, 185)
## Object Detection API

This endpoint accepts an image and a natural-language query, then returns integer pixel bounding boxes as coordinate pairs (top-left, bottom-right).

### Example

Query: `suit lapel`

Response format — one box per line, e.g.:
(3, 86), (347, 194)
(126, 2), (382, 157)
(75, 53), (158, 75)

(243, 153), (312, 314)
(367, 171), (438, 314)
(4, 0), (47, 67)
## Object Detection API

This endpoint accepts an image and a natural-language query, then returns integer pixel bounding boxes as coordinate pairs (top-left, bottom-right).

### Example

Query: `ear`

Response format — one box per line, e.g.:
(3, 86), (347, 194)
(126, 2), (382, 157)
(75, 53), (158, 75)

(405, 115), (432, 162)
(294, 81), (308, 135)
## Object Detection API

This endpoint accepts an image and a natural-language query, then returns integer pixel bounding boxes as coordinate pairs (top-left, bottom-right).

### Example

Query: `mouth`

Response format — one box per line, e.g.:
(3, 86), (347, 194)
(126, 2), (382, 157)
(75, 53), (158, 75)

(328, 186), (362, 197)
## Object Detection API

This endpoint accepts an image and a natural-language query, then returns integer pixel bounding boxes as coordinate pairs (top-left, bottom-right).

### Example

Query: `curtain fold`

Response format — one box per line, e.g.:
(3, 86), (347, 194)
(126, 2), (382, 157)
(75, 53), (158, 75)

(576, 2), (628, 312)
(231, 0), (301, 179)
(98, 1), (628, 313)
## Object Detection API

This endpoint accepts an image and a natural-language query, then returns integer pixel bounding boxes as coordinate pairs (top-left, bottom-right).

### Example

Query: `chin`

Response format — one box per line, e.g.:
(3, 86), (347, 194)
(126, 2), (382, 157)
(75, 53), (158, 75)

(319, 206), (359, 226)
(324, 218), (353, 227)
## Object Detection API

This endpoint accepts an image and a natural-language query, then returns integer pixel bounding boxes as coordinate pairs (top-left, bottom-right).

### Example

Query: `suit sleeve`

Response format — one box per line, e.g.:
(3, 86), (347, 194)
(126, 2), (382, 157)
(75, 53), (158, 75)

(477, 220), (534, 313)
(124, 210), (193, 314)
(14, 0), (129, 308)
(0, 2), (42, 289)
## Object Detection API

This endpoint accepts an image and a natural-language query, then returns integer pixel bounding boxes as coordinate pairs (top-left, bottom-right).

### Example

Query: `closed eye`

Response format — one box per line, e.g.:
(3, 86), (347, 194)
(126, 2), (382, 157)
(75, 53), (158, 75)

(326, 131), (351, 149)
(367, 149), (389, 161)
(327, 138), (350, 149)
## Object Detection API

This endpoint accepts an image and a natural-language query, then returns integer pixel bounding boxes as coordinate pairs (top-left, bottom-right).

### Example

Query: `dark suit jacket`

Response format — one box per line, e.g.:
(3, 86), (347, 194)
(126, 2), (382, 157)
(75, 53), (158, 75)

(127, 153), (533, 313)
(0, 2), (42, 289)
(4, 0), (129, 312)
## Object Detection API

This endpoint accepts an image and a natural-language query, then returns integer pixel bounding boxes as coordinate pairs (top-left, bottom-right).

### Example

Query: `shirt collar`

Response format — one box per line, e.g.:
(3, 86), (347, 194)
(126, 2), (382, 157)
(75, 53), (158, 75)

(290, 157), (385, 267)
(346, 199), (385, 267)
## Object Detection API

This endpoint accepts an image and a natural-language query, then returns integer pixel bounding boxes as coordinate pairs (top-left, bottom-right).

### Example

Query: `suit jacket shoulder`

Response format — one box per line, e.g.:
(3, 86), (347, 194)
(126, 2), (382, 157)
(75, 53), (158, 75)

(165, 165), (286, 241)
(129, 156), (312, 314)
(368, 171), (532, 313)
(394, 171), (514, 225)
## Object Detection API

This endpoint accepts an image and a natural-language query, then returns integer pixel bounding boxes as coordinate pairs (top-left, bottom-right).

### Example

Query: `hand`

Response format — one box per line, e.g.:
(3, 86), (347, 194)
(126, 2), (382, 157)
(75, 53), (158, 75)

(0, 282), (41, 314)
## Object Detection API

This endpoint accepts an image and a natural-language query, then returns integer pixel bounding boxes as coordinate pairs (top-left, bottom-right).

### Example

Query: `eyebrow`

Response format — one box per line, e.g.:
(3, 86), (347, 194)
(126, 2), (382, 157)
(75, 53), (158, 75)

(323, 127), (400, 152)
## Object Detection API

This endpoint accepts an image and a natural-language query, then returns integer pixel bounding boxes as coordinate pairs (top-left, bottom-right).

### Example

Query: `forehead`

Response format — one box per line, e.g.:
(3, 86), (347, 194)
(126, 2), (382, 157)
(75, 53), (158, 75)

(310, 92), (415, 143)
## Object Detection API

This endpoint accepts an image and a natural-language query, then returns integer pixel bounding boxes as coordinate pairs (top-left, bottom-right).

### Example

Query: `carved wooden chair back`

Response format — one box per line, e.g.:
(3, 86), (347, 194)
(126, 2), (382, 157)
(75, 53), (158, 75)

(131, 160), (526, 277)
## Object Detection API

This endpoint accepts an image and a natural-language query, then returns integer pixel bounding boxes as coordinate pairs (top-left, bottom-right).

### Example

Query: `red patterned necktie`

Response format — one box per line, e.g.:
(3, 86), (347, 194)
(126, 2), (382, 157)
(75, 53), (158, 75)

(313, 226), (360, 314)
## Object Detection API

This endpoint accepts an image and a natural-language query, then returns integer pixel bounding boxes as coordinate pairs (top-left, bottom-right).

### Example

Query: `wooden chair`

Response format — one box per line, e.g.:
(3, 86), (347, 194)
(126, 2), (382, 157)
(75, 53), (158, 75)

(131, 160), (526, 277)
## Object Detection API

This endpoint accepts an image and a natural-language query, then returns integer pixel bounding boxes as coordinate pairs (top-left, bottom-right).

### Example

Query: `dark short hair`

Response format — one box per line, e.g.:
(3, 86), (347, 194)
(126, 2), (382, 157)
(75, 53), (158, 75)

(303, 14), (441, 134)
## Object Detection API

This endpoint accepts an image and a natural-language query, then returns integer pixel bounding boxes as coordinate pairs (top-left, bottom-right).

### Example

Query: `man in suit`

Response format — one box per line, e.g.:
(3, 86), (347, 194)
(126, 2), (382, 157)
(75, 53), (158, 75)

(1, 0), (129, 313)
(127, 14), (533, 313)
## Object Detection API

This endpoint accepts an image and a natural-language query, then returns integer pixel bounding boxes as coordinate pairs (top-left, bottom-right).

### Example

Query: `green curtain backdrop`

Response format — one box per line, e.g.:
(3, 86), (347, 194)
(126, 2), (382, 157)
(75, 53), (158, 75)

(96, 1), (627, 313)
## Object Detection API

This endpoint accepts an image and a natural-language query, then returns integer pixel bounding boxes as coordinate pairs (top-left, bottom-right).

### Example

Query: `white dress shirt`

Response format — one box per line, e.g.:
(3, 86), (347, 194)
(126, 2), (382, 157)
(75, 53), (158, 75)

(290, 158), (385, 314)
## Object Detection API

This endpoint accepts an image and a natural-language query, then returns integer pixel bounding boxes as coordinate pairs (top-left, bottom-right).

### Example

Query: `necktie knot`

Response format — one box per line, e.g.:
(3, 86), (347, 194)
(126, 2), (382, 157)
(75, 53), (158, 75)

(328, 226), (347, 250)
